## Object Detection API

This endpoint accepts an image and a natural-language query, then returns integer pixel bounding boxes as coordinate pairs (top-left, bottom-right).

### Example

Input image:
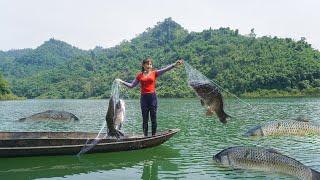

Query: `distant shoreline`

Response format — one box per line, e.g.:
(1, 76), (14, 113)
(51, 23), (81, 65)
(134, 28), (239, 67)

(0, 94), (25, 101)
(2, 93), (320, 101)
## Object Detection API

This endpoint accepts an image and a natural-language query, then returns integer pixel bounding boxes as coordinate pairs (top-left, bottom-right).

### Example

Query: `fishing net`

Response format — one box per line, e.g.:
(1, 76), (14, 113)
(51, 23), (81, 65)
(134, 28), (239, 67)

(184, 61), (252, 121)
(77, 80), (135, 156)
(184, 62), (212, 86)
(76, 60), (253, 156)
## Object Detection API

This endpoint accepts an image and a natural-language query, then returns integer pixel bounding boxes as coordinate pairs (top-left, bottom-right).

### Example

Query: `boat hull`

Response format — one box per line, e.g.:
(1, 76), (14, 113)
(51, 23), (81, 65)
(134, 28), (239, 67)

(0, 129), (179, 157)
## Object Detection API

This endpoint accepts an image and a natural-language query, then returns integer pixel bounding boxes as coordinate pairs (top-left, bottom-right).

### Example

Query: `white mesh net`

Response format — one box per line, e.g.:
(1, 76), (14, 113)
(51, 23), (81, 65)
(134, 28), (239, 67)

(185, 62), (212, 86)
(77, 80), (129, 156)
(184, 61), (252, 123)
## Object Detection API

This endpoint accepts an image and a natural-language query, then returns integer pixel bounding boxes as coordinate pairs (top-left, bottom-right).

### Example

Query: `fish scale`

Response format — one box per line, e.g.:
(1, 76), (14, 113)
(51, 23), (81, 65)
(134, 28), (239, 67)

(105, 96), (125, 137)
(188, 81), (230, 124)
(261, 120), (320, 135)
(214, 146), (320, 180)
(245, 120), (320, 137)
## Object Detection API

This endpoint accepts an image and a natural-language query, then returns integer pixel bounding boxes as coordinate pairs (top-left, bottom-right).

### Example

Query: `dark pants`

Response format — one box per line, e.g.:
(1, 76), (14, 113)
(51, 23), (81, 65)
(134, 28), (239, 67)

(140, 93), (158, 136)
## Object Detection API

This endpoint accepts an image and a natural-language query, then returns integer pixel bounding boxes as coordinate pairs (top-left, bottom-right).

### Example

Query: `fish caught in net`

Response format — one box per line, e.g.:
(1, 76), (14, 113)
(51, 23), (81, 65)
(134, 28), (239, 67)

(184, 62), (234, 124)
(77, 80), (127, 156)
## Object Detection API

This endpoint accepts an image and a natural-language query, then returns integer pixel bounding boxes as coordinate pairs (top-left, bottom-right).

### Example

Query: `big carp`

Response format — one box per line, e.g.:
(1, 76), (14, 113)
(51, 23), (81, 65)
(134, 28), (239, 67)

(19, 110), (79, 121)
(189, 81), (230, 124)
(214, 146), (320, 180)
(106, 96), (125, 137)
(114, 99), (125, 130)
(244, 118), (320, 137)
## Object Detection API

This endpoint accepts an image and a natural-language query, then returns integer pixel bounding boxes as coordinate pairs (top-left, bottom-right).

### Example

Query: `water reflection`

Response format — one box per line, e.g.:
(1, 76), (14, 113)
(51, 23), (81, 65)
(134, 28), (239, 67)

(0, 146), (180, 179)
(142, 161), (158, 180)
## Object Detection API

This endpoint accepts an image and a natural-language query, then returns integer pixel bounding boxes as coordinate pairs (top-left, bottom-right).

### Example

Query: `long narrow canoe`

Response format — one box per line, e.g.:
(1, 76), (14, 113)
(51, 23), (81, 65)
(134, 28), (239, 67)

(0, 129), (180, 157)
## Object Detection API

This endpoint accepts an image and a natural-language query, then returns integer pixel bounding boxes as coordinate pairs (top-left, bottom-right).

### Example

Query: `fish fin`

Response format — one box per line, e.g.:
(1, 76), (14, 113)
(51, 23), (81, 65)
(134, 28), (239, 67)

(118, 130), (124, 136)
(244, 151), (250, 158)
(206, 109), (214, 116)
(200, 99), (205, 106)
(108, 129), (124, 138)
(266, 148), (281, 154)
(74, 116), (79, 121)
(294, 117), (310, 122)
(18, 118), (26, 122)
(311, 169), (320, 180)
(225, 113), (231, 119)
(219, 117), (227, 124)
(218, 112), (231, 124)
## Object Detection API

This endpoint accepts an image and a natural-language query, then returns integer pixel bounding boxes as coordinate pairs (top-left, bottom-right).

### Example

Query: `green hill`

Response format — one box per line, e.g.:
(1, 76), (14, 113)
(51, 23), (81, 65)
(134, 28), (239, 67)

(0, 18), (320, 99)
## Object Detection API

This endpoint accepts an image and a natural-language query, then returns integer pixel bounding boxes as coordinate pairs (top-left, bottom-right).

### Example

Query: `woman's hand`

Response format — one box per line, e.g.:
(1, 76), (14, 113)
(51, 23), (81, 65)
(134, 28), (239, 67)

(175, 59), (184, 67)
(115, 78), (123, 84)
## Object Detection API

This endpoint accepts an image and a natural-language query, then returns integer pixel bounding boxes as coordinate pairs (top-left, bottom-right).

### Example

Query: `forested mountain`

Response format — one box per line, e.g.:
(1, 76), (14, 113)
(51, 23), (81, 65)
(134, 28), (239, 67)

(1, 39), (87, 79)
(1, 18), (320, 99)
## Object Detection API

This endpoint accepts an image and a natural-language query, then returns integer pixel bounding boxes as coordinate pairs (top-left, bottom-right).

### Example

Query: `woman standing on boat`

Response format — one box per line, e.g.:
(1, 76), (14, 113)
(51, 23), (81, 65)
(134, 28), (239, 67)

(116, 57), (183, 137)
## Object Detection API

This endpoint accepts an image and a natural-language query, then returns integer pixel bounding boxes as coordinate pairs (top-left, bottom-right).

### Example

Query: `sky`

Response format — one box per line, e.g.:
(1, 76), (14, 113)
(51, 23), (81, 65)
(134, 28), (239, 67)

(1, 0), (320, 51)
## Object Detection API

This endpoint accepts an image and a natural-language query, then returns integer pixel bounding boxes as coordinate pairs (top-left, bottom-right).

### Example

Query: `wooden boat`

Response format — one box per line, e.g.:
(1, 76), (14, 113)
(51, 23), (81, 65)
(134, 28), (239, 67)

(0, 129), (180, 157)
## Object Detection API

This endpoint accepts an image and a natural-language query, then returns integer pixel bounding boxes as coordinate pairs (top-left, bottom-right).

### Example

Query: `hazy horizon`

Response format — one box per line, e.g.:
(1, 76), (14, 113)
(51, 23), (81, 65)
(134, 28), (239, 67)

(1, 0), (320, 51)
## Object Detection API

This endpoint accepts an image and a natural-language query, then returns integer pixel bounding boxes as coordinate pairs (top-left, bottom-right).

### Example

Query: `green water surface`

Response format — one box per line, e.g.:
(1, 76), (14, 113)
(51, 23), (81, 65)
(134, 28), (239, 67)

(0, 98), (320, 179)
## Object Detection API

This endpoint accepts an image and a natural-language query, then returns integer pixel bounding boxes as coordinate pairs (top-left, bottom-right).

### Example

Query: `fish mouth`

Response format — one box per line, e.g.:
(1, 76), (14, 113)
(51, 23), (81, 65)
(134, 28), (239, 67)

(243, 131), (253, 137)
(213, 150), (225, 162)
(243, 125), (262, 137)
(213, 154), (221, 162)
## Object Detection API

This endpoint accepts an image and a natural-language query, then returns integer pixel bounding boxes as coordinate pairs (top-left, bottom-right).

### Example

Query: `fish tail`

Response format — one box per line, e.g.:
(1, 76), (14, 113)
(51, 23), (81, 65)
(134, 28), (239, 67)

(225, 112), (231, 119)
(219, 111), (231, 124)
(311, 168), (320, 180)
(222, 111), (231, 120)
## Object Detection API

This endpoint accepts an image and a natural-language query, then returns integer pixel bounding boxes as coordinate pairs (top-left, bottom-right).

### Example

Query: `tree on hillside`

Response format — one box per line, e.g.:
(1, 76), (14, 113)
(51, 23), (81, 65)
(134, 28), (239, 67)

(0, 72), (11, 95)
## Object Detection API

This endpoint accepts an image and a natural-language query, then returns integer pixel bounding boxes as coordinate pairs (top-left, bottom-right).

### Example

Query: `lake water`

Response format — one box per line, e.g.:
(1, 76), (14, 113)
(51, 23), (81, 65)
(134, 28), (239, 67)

(0, 98), (320, 179)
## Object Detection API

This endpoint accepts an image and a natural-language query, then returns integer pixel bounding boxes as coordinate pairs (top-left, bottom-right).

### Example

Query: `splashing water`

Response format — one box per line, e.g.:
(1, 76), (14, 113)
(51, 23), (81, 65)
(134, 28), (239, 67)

(111, 80), (121, 109)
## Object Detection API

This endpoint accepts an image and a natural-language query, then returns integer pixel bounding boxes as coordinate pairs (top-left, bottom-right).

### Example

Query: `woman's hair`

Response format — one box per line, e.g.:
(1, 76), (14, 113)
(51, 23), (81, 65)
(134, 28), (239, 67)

(141, 57), (153, 72)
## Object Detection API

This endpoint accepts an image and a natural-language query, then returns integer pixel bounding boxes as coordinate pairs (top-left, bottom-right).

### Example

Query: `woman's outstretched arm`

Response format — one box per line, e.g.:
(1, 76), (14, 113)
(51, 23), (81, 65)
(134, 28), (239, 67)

(156, 64), (175, 77)
(116, 78), (139, 88)
(156, 59), (184, 77)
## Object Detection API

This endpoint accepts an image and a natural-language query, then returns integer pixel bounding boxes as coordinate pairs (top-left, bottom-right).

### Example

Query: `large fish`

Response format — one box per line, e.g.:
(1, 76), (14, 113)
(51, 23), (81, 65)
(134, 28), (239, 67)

(189, 81), (230, 124)
(114, 99), (125, 130)
(106, 96), (125, 137)
(214, 146), (320, 180)
(244, 118), (320, 137)
(19, 110), (79, 121)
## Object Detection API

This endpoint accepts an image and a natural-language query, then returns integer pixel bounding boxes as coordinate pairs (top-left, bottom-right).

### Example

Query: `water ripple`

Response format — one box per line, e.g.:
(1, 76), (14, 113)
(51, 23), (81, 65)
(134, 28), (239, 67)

(1, 98), (320, 179)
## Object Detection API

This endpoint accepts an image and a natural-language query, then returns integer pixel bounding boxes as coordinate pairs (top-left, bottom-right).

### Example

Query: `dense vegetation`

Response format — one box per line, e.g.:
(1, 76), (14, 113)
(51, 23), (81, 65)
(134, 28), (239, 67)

(1, 18), (320, 99)
(0, 72), (21, 100)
